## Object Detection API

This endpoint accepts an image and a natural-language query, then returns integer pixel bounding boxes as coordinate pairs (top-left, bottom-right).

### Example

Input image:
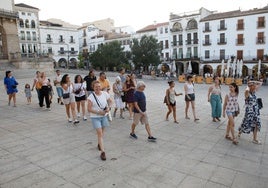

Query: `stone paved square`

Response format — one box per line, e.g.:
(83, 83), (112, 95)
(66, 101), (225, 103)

(0, 69), (267, 188)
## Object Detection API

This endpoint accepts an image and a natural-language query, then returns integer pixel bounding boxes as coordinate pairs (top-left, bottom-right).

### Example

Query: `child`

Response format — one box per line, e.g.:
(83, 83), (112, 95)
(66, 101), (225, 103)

(24, 83), (32, 104)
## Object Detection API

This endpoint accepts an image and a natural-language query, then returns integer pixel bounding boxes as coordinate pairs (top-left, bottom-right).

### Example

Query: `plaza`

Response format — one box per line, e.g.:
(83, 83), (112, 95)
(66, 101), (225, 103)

(0, 69), (267, 188)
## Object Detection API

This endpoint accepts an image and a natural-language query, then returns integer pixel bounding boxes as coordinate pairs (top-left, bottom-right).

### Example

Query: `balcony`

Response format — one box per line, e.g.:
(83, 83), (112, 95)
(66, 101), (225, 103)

(83, 43), (87, 47)
(217, 38), (227, 45)
(185, 40), (192, 45)
(58, 50), (65, 54)
(70, 39), (75, 43)
(70, 51), (78, 55)
(256, 37), (266, 44)
(236, 38), (244, 45)
(46, 38), (53, 43)
(202, 40), (211, 46)
(217, 24), (227, 31)
(59, 39), (65, 43)
(170, 28), (183, 32)
(193, 39), (198, 44)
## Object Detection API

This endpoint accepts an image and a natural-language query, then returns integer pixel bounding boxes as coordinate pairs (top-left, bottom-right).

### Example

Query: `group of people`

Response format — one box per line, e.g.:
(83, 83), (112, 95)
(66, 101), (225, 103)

(3, 68), (263, 161)
(164, 74), (263, 146)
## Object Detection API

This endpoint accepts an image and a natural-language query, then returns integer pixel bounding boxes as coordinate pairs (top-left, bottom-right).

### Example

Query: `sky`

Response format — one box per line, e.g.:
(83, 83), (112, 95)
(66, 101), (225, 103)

(14, 0), (268, 30)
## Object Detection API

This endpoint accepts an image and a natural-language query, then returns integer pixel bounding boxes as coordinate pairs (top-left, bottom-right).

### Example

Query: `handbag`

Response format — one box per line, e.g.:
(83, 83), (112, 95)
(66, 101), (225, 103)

(257, 98), (263, 110)
(74, 84), (82, 94)
(62, 93), (70, 99)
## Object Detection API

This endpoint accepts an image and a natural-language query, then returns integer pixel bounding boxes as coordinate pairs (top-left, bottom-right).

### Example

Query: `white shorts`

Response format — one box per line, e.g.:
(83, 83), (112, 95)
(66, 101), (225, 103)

(114, 97), (124, 109)
(63, 93), (76, 105)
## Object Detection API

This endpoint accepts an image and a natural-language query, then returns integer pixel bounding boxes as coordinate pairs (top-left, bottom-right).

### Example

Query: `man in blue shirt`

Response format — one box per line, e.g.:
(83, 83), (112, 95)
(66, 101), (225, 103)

(129, 81), (157, 142)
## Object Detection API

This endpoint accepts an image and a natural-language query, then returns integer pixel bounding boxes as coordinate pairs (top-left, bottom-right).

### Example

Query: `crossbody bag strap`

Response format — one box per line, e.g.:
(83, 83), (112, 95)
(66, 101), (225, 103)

(92, 92), (102, 109)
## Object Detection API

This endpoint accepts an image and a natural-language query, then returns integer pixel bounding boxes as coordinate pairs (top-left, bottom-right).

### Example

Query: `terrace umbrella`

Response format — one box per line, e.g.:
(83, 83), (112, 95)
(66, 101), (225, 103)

(171, 60), (176, 72)
(232, 58), (237, 77)
(258, 59), (261, 79)
(220, 59), (224, 77)
(226, 59), (230, 77)
(187, 60), (192, 74)
(239, 59), (243, 77)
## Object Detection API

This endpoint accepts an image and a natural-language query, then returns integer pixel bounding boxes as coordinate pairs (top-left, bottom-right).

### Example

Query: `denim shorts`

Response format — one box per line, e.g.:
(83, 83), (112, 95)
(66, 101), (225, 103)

(91, 116), (110, 129)
(56, 87), (63, 97)
(226, 111), (235, 117)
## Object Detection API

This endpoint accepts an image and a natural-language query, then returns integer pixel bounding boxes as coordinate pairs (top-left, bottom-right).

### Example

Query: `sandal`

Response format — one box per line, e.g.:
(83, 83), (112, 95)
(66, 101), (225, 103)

(185, 116), (190, 119)
(232, 139), (239, 145)
(225, 135), (232, 141)
(252, 140), (262, 145)
(194, 118), (200, 122)
(174, 121), (179, 124)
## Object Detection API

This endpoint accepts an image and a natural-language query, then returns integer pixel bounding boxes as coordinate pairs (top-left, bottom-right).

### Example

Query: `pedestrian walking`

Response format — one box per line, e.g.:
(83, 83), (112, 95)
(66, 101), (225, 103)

(38, 72), (51, 110)
(129, 81), (157, 142)
(238, 80), (263, 144)
(164, 80), (183, 124)
(123, 74), (136, 119)
(207, 76), (222, 122)
(4, 70), (18, 107)
(31, 71), (41, 104)
(222, 82), (240, 145)
(84, 69), (96, 96)
(53, 70), (64, 105)
(112, 76), (124, 119)
(24, 83), (32, 104)
(87, 80), (112, 161)
(73, 74), (87, 121)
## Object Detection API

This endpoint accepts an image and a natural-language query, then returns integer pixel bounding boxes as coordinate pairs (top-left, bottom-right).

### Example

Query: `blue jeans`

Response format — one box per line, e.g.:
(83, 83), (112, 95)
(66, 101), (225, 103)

(56, 87), (63, 97)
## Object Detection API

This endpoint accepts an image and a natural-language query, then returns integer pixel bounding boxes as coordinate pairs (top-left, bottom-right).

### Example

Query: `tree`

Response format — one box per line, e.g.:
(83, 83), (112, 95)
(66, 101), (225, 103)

(89, 41), (128, 71)
(131, 35), (161, 73)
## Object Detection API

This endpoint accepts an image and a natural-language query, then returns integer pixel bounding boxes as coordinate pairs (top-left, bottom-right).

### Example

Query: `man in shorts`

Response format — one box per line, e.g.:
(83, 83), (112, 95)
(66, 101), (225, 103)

(129, 81), (157, 142)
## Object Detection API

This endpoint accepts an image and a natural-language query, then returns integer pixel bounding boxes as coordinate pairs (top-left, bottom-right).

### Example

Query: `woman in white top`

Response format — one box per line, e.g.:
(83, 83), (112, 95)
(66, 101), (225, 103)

(184, 75), (199, 121)
(207, 76), (222, 122)
(61, 74), (79, 124)
(222, 82), (239, 145)
(165, 80), (183, 123)
(112, 76), (124, 119)
(87, 80), (112, 161)
(73, 75), (87, 121)
(38, 72), (51, 110)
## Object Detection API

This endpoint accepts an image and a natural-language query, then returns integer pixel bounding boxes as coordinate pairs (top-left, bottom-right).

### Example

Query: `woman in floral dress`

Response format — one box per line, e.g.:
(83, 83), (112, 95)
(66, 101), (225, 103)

(238, 81), (263, 144)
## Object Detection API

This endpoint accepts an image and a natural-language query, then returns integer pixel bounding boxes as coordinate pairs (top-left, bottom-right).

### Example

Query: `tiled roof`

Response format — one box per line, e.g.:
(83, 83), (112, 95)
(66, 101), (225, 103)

(200, 6), (268, 22)
(136, 22), (169, 33)
(15, 3), (39, 10)
(40, 20), (62, 27)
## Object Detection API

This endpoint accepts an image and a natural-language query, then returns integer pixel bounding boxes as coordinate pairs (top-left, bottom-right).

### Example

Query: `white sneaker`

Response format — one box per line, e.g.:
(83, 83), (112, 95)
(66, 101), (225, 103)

(77, 113), (81, 118)
(83, 116), (87, 121)
(73, 119), (79, 124)
(68, 118), (72, 123)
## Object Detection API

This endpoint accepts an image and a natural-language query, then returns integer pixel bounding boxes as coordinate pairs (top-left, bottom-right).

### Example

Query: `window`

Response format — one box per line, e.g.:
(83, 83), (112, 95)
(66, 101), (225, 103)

(178, 48), (183, 59)
(257, 49), (264, 60)
(20, 31), (25, 40)
(204, 22), (211, 32)
(173, 35), (177, 46)
(32, 32), (36, 41)
(218, 20), (226, 30)
(27, 13), (31, 16)
(26, 31), (31, 40)
(22, 12), (25, 15)
(218, 33), (226, 44)
(31, 20), (35, 28)
(47, 34), (52, 42)
(178, 34), (183, 45)
(48, 47), (52, 54)
(220, 49), (225, 60)
(193, 33), (198, 44)
(172, 22), (182, 32)
(59, 47), (64, 54)
(205, 50), (210, 58)
(257, 17), (265, 28)
(165, 27), (168, 33)
(21, 44), (26, 53)
(237, 19), (244, 30)
(33, 44), (37, 53)
(256, 32), (265, 44)
(193, 47), (198, 58)
(160, 28), (163, 34)
(187, 33), (191, 44)
(165, 40), (169, 49)
(160, 41), (163, 49)
(19, 19), (24, 28)
(59, 35), (64, 42)
(25, 19), (29, 28)
(186, 47), (191, 58)
(28, 44), (32, 53)
(237, 50), (243, 59)
(237, 34), (244, 45)
(204, 35), (210, 45)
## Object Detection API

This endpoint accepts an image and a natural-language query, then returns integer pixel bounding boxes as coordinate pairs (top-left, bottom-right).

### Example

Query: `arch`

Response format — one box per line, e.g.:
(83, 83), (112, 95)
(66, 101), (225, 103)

(58, 58), (67, 68)
(19, 19), (24, 28)
(216, 65), (222, 76)
(31, 20), (36, 28)
(187, 19), (198, 30)
(172, 22), (182, 32)
(203, 65), (213, 76)
(25, 19), (29, 28)
(191, 61), (199, 75)
(176, 62), (184, 75)
(252, 63), (268, 79)
(69, 58), (78, 69)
